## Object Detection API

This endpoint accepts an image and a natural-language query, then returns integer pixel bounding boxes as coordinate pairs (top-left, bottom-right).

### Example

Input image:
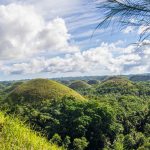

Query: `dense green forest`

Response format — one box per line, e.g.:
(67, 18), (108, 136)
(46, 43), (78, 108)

(0, 76), (149, 150)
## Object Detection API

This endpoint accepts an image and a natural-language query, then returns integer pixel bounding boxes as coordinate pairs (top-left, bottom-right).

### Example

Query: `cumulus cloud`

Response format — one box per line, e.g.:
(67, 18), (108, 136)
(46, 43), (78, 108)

(0, 1), (149, 78)
(122, 26), (135, 34)
(0, 4), (79, 60)
(1, 41), (149, 75)
(2, 0), (82, 17)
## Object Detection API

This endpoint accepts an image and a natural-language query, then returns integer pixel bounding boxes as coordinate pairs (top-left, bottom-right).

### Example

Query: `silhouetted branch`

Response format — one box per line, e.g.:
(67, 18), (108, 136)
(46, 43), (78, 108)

(96, 0), (150, 43)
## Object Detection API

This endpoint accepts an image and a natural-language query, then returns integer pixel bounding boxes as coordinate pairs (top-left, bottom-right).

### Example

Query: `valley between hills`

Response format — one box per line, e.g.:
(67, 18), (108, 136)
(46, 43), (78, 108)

(0, 75), (149, 149)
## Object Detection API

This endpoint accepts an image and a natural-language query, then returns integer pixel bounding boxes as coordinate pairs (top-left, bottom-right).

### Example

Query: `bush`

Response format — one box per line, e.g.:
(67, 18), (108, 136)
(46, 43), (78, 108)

(73, 137), (89, 150)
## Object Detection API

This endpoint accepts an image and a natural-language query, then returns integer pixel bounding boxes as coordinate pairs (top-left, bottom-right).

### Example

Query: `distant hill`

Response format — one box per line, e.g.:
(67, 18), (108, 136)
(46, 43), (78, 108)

(1, 73), (150, 84)
(87, 80), (100, 85)
(59, 80), (71, 86)
(53, 76), (107, 82)
(0, 112), (61, 150)
(8, 79), (86, 103)
(69, 81), (91, 90)
(54, 74), (150, 82)
(96, 76), (139, 95)
(130, 74), (150, 82)
(4, 81), (24, 93)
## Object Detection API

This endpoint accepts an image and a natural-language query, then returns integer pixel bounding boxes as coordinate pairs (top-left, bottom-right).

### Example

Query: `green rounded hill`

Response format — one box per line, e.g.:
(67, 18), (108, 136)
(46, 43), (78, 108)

(96, 76), (139, 95)
(87, 80), (100, 85)
(69, 81), (91, 90)
(8, 79), (86, 102)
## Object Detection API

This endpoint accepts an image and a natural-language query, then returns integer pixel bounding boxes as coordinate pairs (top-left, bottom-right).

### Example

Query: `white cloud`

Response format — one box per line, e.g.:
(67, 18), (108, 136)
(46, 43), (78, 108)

(29, 0), (81, 17)
(1, 41), (149, 75)
(0, 4), (79, 60)
(3, 0), (82, 18)
(122, 26), (135, 34)
(0, 1), (149, 78)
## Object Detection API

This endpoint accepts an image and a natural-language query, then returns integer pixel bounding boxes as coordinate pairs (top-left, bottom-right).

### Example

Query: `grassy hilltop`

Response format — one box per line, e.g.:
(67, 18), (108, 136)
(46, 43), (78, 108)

(96, 77), (139, 95)
(9, 79), (86, 103)
(69, 81), (91, 90)
(0, 112), (62, 150)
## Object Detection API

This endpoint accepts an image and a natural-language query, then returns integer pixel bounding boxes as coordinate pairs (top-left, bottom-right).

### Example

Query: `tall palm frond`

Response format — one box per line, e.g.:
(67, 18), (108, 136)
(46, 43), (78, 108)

(96, 0), (150, 43)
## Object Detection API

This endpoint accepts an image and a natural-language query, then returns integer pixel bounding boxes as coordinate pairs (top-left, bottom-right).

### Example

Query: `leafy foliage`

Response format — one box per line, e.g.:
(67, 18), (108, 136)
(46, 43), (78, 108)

(0, 77), (150, 149)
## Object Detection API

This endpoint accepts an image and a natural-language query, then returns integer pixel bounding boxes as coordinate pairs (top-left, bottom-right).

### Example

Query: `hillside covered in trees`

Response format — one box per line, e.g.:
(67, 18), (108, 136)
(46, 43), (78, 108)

(0, 0), (149, 149)
(0, 76), (149, 150)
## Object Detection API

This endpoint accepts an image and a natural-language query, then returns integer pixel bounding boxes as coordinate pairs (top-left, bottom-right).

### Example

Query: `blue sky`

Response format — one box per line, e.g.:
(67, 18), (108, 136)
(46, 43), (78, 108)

(0, 0), (149, 81)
